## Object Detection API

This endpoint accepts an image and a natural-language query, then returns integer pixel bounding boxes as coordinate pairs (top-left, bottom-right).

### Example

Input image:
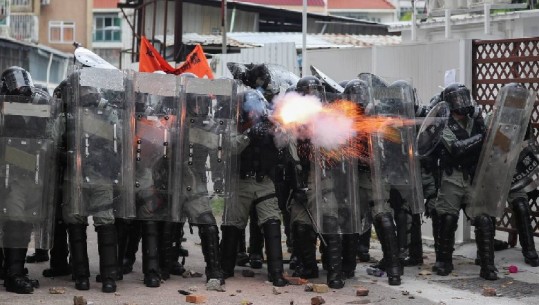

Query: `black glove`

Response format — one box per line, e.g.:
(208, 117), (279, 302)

(451, 133), (484, 157)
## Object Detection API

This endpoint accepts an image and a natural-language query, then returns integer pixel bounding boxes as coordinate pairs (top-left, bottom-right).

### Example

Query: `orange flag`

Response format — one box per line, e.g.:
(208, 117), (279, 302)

(176, 44), (214, 79)
(139, 37), (214, 79)
(139, 36), (175, 73)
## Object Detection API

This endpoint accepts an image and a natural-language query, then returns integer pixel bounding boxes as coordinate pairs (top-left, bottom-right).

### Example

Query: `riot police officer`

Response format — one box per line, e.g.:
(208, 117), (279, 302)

(220, 89), (288, 287)
(288, 76), (345, 289)
(347, 78), (403, 286)
(434, 83), (497, 280)
(0, 66), (57, 293)
(63, 70), (125, 293)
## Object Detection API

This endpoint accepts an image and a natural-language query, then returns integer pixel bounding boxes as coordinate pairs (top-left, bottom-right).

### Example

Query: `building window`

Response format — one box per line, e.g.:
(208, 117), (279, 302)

(49, 21), (75, 43)
(94, 15), (121, 42)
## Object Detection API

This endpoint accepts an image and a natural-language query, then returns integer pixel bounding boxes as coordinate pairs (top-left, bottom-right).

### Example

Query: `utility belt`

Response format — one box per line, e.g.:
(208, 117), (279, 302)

(442, 163), (475, 182)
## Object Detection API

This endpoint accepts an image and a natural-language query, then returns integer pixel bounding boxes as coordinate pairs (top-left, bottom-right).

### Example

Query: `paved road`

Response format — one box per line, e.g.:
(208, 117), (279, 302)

(1, 224), (538, 305)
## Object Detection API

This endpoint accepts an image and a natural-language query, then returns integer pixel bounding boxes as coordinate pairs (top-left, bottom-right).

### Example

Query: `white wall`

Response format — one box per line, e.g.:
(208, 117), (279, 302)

(305, 47), (373, 83)
(305, 40), (472, 105)
(212, 42), (298, 78)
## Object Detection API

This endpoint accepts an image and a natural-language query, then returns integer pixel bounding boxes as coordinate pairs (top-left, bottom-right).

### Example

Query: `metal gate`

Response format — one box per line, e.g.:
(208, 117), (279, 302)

(472, 37), (539, 245)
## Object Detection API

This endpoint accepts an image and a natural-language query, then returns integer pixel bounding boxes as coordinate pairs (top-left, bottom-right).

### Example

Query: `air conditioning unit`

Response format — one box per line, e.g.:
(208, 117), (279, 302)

(41, 0), (51, 5)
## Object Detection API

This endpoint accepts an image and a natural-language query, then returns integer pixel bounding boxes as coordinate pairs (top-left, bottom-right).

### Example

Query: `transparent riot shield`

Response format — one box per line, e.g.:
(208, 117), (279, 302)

(129, 72), (181, 222)
(176, 78), (238, 225)
(0, 94), (59, 249)
(367, 78), (424, 215)
(469, 86), (535, 218)
(416, 101), (450, 157)
(67, 67), (135, 219)
(314, 149), (361, 234)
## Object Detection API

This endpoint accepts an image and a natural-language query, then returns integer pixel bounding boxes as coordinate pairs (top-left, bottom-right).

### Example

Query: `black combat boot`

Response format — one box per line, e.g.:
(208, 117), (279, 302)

(169, 222), (187, 276)
(43, 217), (70, 277)
(4, 248), (35, 294)
(512, 197), (539, 267)
(430, 210), (442, 272)
(122, 220), (141, 275)
(115, 218), (130, 276)
(395, 208), (412, 264)
(236, 228), (249, 267)
(291, 223), (319, 279)
(198, 223), (224, 284)
(141, 221), (161, 287)
(4, 222), (35, 294)
(342, 233), (359, 279)
(68, 224), (90, 290)
(282, 207), (293, 253)
(322, 231), (345, 289)
(358, 228), (371, 262)
(96, 224), (119, 292)
(373, 213), (402, 286)
(405, 214), (424, 266)
(436, 214), (458, 276)
(26, 249), (49, 264)
(220, 225), (241, 279)
(474, 215), (498, 280)
(159, 221), (176, 280)
(263, 219), (288, 287)
(248, 206), (264, 269)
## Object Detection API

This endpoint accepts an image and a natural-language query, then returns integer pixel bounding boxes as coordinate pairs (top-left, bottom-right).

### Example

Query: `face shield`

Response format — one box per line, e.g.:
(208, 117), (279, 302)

(445, 89), (473, 115)
(1, 67), (34, 95)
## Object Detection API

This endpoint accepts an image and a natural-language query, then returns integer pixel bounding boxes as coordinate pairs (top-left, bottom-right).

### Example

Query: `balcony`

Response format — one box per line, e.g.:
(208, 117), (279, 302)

(9, 14), (38, 42)
(11, 0), (35, 14)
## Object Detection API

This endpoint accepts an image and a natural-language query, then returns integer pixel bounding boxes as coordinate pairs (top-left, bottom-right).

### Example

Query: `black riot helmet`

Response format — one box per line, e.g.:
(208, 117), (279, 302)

(296, 76), (325, 100)
(285, 85), (296, 94)
(240, 89), (269, 125)
(80, 85), (102, 108)
(338, 80), (349, 88)
(1, 66), (34, 96)
(343, 79), (370, 109)
(442, 83), (473, 115)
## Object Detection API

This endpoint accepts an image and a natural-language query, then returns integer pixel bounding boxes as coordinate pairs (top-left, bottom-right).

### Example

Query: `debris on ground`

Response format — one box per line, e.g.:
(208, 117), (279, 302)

(206, 279), (225, 292)
(273, 287), (282, 295)
(284, 276), (309, 285)
(242, 269), (255, 277)
(311, 295), (326, 305)
(312, 284), (329, 293)
(186, 294), (207, 303)
(73, 296), (87, 305)
(402, 290), (410, 296)
(366, 267), (384, 277)
(188, 286), (198, 292)
(49, 287), (66, 294)
(240, 301), (253, 305)
(304, 283), (314, 292)
(418, 270), (432, 276)
(183, 270), (204, 278)
(482, 287), (497, 296)
(356, 286), (369, 296)
(178, 290), (191, 295)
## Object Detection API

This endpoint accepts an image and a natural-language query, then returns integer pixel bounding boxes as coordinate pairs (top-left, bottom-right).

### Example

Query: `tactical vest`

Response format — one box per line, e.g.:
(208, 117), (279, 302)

(239, 132), (279, 182)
